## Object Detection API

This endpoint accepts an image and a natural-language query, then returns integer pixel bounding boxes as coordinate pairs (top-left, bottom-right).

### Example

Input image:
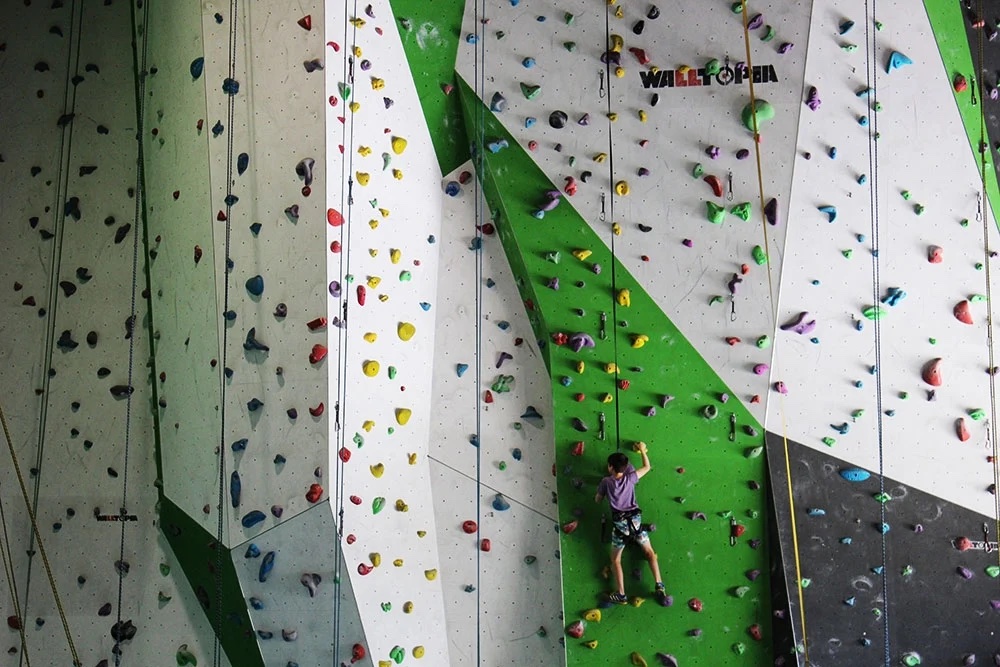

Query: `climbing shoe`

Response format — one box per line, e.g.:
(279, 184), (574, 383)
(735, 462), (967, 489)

(607, 592), (628, 605)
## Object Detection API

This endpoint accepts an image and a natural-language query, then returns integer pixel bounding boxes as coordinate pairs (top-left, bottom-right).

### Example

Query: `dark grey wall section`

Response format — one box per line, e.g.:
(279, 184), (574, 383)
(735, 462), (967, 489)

(767, 431), (1000, 666)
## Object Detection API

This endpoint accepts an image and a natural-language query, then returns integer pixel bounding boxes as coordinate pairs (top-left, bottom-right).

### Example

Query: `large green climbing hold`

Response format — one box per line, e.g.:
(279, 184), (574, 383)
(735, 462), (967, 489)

(862, 305), (886, 320)
(752, 245), (768, 265)
(520, 82), (541, 99)
(707, 201), (726, 223)
(986, 565), (1000, 578)
(741, 99), (775, 132)
(821, 437), (835, 446)
(390, 645), (406, 664)
(705, 59), (722, 76)
(492, 374), (515, 393)
(731, 202), (752, 221)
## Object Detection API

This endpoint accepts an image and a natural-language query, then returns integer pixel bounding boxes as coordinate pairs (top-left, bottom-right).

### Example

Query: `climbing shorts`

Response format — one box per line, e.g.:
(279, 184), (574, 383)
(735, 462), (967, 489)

(611, 508), (648, 549)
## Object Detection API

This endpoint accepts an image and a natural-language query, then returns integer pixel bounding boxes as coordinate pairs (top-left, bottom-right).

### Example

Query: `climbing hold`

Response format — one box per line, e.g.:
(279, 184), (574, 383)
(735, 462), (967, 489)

(190, 57), (204, 80)
(704, 175), (724, 197)
(955, 300), (973, 324)
(957, 418), (971, 442)
(818, 205), (837, 222)
(617, 289), (631, 307)
(805, 86), (821, 110)
(922, 358), (943, 386)
(309, 344), (328, 364)
(566, 620), (585, 638)
(840, 468), (871, 482)
(258, 551), (275, 582)
(492, 495), (510, 511)
(397, 322), (416, 341)
(245, 275), (264, 296)
(731, 202), (751, 221)
(395, 408), (412, 425)
(741, 99), (775, 132)
(862, 305), (885, 320)
(706, 201), (726, 224)
(781, 312), (816, 335)
(752, 246), (768, 265)
(549, 110), (568, 128)
(927, 245), (943, 263)
(886, 51), (913, 73)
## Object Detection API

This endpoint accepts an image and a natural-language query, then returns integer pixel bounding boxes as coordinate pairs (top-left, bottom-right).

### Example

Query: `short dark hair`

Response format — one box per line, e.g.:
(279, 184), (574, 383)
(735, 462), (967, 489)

(607, 452), (629, 473)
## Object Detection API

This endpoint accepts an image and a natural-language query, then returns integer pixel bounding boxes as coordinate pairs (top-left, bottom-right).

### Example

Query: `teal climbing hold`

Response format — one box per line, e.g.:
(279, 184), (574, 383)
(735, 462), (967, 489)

(886, 51), (912, 73)
(456, 363), (469, 377)
(520, 82), (541, 99)
(818, 205), (837, 222)
(492, 494), (511, 511)
(246, 275), (264, 296)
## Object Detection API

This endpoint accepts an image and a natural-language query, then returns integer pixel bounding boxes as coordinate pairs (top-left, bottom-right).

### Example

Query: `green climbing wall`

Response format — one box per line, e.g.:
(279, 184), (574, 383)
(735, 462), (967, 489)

(457, 78), (773, 666)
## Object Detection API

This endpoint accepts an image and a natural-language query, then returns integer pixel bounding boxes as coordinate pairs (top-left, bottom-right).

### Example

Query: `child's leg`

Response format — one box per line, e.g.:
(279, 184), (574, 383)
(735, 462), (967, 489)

(639, 539), (662, 585)
(609, 546), (625, 595)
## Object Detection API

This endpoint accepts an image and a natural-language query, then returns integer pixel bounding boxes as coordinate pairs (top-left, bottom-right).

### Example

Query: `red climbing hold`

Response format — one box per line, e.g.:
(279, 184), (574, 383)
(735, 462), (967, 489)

(346, 534), (356, 544)
(551, 332), (568, 345)
(331, 240), (342, 253)
(327, 41), (340, 51)
(955, 300), (973, 325)
(954, 73), (969, 93)
(566, 620), (585, 638)
(740, 263), (750, 275)
(307, 317), (327, 331)
(571, 441), (585, 456)
(309, 402), (324, 417)
(349, 495), (362, 505)
(928, 245), (943, 263)
(297, 15), (312, 30)
(484, 390), (494, 403)
(7, 616), (21, 630)
(306, 483), (323, 503)
(725, 337), (741, 346)
(704, 174), (723, 197)
(480, 538), (491, 551)
(629, 47), (651, 65)
(688, 598), (703, 612)
(731, 523), (746, 539)
(357, 285), (366, 306)
(194, 245), (202, 264)
(462, 520), (478, 534)
(327, 208), (344, 226)
(339, 447), (351, 463)
(216, 210), (227, 221)
(358, 563), (373, 575)
(573, 393), (585, 402)
(562, 520), (579, 534)
(309, 344), (328, 364)
(352, 644), (366, 662)
(748, 624), (763, 641)
(957, 417), (971, 442)
(955, 536), (972, 551)
(922, 358), (943, 386)
(618, 379), (630, 390)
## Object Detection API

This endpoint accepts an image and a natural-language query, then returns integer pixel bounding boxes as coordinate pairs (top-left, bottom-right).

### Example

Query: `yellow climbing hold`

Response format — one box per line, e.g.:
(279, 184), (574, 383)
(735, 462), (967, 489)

(403, 601), (414, 613)
(408, 452), (417, 465)
(614, 67), (625, 79)
(638, 110), (648, 122)
(349, 101), (360, 113)
(368, 219), (379, 229)
(424, 569), (438, 581)
(413, 646), (425, 659)
(368, 249), (379, 258)
(370, 552), (382, 567)
(605, 362), (619, 373)
(390, 248), (402, 264)
(393, 559), (404, 567)
(392, 168), (404, 180)
(395, 407), (412, 425)
(367, 276), (381, 289)
(352, 46), (362, 57)
(416, 530), (427, 537)
(617, 288), (631, 307)
(378, 294), (389, 303)
(631, 334), (649, 348)
(576, 361), (586, 373)
(677, 65), (691, 75)
(398, 322), (416, 341)
(362, 420), (375, 432)
(612, 222), (622, 235)
(395, 499), (409, 512)
(583, 640), (599, 649)
(350, 17), (366, 28)
(593, 152), (608, 163)
(379, 207), (390, 217)
(583, 609), (602, 622)
(630, 597), (645, 608)
(371, 77), (384, 90)
(370, 463), (385, 478)
(358, 145), (372, 156)
(356, 171), (370, 186)
(601, 393), (614, 403)
(572, 249), (593, 261)
(630, 651), (648, 666)
(363, 332), (378, 343)
(391, 136), (408, 154)
(615, 181), (630, 196)
(363, 360), (380, 377)
(614, 4), (623, 17)
(379, 662), (391, 667)
(607, 112), (619, 122)
(610, 34), (623, 52)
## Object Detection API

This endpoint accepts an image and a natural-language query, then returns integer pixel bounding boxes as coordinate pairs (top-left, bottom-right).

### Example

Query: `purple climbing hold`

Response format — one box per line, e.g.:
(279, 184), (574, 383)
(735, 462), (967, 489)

(546, 277), (559, 290)
(727, 273), (743, 295)
(780, 312), (816, 335)
(753, 364), (769, 375)
(706, 145), (721, 159)
(958, 566), (975, 579)
(568, 333), (595, 353)
(496, 351), (514, 367)
(538, 190), (562, 212)
(805, 86), (821, 110)
(747, 13), (764, 30)
(736, 148), (750, 160)
(778, 42), (794, 54)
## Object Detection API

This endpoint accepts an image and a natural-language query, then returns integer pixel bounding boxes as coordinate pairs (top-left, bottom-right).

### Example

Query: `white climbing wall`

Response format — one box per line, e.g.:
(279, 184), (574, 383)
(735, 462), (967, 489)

(0, 2), (229, 666)
(454, 0), (813, 420)
(325, 0), (450, 663)
(429, 161), (565, 665)
(770, 0), (1000, 518)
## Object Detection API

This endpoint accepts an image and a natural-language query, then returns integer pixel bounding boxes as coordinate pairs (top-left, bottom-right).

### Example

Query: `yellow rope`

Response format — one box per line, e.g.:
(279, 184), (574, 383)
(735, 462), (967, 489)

(0, 400), (80, 666)
(0, 482), (30, 667)
(740, 1), (810, 661)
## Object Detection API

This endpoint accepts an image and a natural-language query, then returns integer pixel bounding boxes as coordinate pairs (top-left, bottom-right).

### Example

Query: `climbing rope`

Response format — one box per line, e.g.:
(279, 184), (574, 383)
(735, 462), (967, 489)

(860, 1), (891, 664)
(973, 0), (1000, 578)
(0, 402), (32, 667)
(331, 0), (362, 658)
(211, 0), (242, 664)
(603, 0), (623, 453)
(738, 2), (810, 661)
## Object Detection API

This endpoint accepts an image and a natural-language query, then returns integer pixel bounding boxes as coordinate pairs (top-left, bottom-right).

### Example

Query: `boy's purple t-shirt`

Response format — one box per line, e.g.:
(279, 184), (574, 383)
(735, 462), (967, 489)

(598, 465), (639, 512)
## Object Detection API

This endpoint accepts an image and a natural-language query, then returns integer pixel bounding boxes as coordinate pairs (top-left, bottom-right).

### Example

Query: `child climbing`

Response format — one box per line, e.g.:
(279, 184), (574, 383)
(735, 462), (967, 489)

(595, 441), (667, 606)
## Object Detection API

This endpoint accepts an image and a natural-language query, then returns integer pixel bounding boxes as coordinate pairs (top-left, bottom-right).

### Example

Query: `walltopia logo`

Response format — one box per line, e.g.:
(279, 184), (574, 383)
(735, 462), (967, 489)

(639, 64), (778, 89)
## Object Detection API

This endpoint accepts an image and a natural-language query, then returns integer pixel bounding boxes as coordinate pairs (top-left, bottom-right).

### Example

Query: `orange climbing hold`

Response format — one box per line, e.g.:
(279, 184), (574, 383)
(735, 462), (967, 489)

(921, 358), (943, 386)
(954, 300), (973, 325)
(327, 208), (344, 226)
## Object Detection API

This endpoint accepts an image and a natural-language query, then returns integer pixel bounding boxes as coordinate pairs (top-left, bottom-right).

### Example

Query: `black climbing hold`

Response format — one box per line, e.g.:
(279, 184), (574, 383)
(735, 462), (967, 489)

(287, 408), (298, 419)
(98, 602), (112, 616)
(580, 171), (591, 183)
(76, 266), (92, 281)
(56, 330), (78, 350)
(59, 280), (76, 297)
(97, 367), (111, 378)
(237, 152), (250, 175)
(647, 5), (660, 19)
(39, 229), (54, 240)
(57, 113), (75, 127)
(107, 467), (118, 478)
(633, 19), (645, 35)
(274, 303), (287, 318)
(637, 224), (653, 232)
(84, 63), (100, 74)
(124, 315), (135, 338)
(571, 417), (588, 432)
(79, 165), (97, 176)
(96, 125), (109, 134)
(35, 62), (50, 72)
(190, 57), (204, 80)
(114, 224), (131, 244)
(549, 110), (568, 129)
(650, 93), (659, 107)
(104, 215), (115, 226)
(71, 402), (80, 411)
(109, 385), (134, 399)
(30, 166), (42, 177)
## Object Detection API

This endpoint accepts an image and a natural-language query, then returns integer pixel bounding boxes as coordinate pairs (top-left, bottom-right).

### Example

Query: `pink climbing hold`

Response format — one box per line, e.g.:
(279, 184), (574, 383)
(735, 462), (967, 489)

(957, 417), (971, 442)
(358, 563), (373, 575)
(922, 358), (943, 386)
(357, 285), (366, 306)
(928, 245), (943, 263)
(955, 300), (973, 325)
(753, 364), (769, 375)
(566, 620), (585, 638)
(774, 381), (788, 395)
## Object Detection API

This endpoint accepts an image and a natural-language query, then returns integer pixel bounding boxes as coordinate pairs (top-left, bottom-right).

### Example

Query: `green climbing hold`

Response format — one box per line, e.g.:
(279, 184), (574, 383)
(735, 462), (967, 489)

(160, 563), (171, 576)
(913, 204), (925, 215)
(399, 270), (412, 281)
(732, 642), (747, 655)
(970, 294), (987, 302)
(747, 509), (759, 519)
(752, 245), (768, 265)
(498, 461), (507, 471)
(756, 335), (771, 349)
(564, 41), (577, 52)
(354, 433), (364, 447)
(707, 201), (727, 224)
(524, 555), (537, 564)
(901, 565), (914, 576)
(899, 392), (908, 400)
(492, 375), (515, 393)
(741, 99), (775, 132)
(842, 249), (853, 258)
(733, 585), (750, 598)
(761, 25), (775, 42)
(545, 251), (561, 263)
(709, 295), (724, 305)
(564, 12), (574, 24)
(851, 409), (864, 419)
(731, 202), (752, 221)
(704, 59), (722, 76)
(339, 82), (352, 100)
(730, 1), (743, 12)
(873, 492), (891, 503)
(961, 218), (970, 227)
(862, 305), (885, 320)
(800, 578), (812, 588)
(390, 645), (406, 664)
(875, 20), (883, 30)
(692, 163), (705, 178)
(901, 190), (911, 200)
(901, 652), (922, 667)
(976, 263), (985, 271)
(388, 366), (397, 380)
(986, 565), (1000, 578)
(821, 437), (835, 446)
(373, 497), (386, 514)
(969, 408), (987, 421)
(520, 83), (541, 100)
(745, 446), (763, 458)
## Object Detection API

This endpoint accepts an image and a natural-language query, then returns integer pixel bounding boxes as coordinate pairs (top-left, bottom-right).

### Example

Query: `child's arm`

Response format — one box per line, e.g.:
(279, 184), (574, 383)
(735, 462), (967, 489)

(595, 478), (606, 504)
(633, 441), (652, 479)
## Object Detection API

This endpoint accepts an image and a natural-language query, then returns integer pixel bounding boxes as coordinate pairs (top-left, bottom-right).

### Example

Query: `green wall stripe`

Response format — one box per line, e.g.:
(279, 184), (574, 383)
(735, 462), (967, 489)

(457, 76), (774, 666)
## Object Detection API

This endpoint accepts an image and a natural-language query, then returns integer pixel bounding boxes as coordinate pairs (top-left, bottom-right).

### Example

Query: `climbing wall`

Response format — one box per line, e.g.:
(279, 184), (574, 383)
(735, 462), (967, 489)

(765, 0), (1000, 663)
(0, 1), (226, 666)
(325, 0), (451, 663)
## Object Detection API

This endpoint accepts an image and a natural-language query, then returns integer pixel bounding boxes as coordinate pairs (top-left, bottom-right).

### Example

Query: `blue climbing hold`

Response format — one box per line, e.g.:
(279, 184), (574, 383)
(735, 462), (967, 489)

(840, 537), (853, 544)
(249, 222), (262, 236)
(419, 302), (431, 311)
(879, 523), (890, 534)
(427, 235), (436, 244)
(444, 181), (461, 196)
(237, 152), (250, 175)
(886, 51), (913, 73)
(222, 78), (240, 95)
(230, 471), (242, 508)
(882, 287), (906, 307)
(249, 597), (264, 610)
(818, 205), (837, 222)
(807, 508), (826, 517)
(246, 275), (264, 296)
(231, 438), (248, 452)
(497, 320), (510, 330)
(469, 434), (479, 447)
(247, 398), (263, 412)
(840, 468), (871, 482)
(456, 363), (469, 377)
(485, 278), (496, 287)
(512, 448), (522, 461)
(492, 494), (511, 511)
(525, 117), (537, 128)
(241, 510), (266, 528)
(832, 422), (850, 434)
(212, 120), (224, 137)
(224, 310), (237, 321)
(190, 57), (205, 80)
(259, 551), (275, 582)
(522, 57), (535, 68)
(245, 543), (260, 558)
